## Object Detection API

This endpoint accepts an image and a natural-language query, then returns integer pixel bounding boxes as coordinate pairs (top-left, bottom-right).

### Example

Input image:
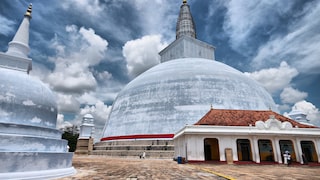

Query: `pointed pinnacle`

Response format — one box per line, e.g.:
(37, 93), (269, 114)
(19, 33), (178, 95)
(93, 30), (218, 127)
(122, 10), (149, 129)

(24, 3), (32, 18)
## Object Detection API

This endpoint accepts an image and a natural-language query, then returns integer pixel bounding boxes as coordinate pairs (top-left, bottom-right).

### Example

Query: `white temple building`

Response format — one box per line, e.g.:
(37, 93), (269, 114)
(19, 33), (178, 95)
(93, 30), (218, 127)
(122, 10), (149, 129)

(0, 4), (75, 179)
(174, 108), (320, 164)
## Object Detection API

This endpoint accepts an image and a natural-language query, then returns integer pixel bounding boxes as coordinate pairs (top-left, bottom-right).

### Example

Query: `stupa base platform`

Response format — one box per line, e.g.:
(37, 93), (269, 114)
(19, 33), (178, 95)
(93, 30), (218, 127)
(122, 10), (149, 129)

(0, 167), (76, 180)
(0, 152), (75, 179)
(92, 139), (174, 159)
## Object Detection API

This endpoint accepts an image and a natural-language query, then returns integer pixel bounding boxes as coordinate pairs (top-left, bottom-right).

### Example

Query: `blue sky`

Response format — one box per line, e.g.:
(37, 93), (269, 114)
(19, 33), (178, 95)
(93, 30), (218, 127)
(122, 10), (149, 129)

(1, 0), (320, 139)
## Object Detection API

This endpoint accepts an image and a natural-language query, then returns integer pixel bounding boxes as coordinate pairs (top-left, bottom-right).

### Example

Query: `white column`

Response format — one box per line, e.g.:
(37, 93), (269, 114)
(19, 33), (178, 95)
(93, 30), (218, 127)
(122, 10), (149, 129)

(315, 138), (320, 163)
(218, 137), (225, 161)
(252, 136), (260, 163)
(295, 138), (303, 164)
(232, 138), (238, 161)
(274, 138), (282, 163)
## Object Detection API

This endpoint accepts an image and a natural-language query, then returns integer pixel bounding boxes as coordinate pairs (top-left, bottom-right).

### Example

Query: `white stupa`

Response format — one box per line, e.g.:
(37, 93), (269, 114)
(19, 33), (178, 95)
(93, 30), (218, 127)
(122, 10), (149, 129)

(79, 114), (95, 139)
(0, 4), (75, 179)
(101, 0), (277, 141)
(287, 109), (313, 126)
(75, 114), (95, 154)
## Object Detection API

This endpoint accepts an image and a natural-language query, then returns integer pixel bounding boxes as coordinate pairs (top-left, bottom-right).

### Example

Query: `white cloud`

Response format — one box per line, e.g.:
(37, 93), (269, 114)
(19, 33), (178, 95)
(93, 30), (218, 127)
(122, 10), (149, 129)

(61, 0), (103, 17)
(94, 70), (113, 84)
(47, 25), (108, 94)
(289, 100), (320, 126)
(278, 104), (291, 112)
(223, 0), (294, 52)
(280, 87), (308, 104)
(56, 113), (73, 129)
(123, 34), (167, 78)
(47, 62), (97, 94)
(56, 93), (80, 113)
(244, 61), (298, 94)
(77, 92), (104, 105)
(132, 0), (178, 41)
(251, 1), (320, 74)
(0, 15), (15, 36)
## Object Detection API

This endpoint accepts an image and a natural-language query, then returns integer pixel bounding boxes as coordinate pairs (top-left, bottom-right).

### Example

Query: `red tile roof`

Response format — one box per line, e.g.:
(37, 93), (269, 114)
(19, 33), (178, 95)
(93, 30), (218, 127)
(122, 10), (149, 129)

(194, 109), (316, 128)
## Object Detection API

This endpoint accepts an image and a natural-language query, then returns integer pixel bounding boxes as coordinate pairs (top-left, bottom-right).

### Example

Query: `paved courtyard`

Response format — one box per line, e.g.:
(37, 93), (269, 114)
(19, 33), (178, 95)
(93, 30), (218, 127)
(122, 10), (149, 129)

(58, 155), (320, 180)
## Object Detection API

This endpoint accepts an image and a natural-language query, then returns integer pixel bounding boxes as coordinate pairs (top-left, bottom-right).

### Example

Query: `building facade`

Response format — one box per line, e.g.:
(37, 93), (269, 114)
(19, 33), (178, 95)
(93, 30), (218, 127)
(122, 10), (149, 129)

(174, 109), (320, 164)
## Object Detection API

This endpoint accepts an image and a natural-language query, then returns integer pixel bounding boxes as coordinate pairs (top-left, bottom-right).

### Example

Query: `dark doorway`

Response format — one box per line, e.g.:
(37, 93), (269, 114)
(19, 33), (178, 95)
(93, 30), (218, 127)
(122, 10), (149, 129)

(237, 139), (252, 161)
(301, 141), (318, 162)
(204, 138), (219, 161)
(204, 144), (211, 160)
(258, 139), (274, 162)
(279, 140), (296, 162)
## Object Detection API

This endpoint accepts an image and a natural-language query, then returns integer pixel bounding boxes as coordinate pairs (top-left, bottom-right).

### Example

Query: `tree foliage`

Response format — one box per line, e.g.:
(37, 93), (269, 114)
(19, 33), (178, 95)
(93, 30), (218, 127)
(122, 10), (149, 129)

(62, 131), (79, 152)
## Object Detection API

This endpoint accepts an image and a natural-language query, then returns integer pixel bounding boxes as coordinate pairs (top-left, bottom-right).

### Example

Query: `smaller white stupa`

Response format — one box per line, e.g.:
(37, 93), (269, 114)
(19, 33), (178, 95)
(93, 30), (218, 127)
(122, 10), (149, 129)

(75, 114), (95, 154)
(287, 110), (313, 126)
(79, 114), (95, 139)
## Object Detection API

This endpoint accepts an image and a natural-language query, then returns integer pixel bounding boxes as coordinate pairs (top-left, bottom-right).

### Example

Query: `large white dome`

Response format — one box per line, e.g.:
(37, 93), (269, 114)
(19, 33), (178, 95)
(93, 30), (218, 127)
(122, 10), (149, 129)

(102, 58), (277, 140)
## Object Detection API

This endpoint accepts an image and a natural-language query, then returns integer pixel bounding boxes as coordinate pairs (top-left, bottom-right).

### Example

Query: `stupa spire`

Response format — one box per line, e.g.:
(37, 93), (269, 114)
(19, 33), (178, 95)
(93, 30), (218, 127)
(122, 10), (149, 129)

(159, 0), (215, 62)
(6, 4), (32, 58)
(176, 0), (196, 39)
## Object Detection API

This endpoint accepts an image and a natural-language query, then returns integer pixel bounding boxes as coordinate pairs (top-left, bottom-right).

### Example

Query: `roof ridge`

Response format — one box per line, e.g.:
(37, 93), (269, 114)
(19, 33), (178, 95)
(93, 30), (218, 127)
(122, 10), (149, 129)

(195, 108), (315, 128)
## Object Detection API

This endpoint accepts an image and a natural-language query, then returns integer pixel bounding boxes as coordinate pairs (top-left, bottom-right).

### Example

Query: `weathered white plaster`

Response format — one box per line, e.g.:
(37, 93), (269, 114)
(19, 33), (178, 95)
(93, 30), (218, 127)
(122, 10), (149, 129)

(103, 58), (277, 139)
(0, 4), (75, 179)
(174, 118), (320, 163)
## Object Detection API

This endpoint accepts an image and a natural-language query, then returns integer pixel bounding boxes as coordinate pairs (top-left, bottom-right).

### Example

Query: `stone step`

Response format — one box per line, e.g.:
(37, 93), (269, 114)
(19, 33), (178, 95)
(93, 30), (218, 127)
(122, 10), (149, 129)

(92, 140), (175, 158)
(94, 145), (174, 151)
(91, 150), (174, 158)
(95, 140), (173, 146)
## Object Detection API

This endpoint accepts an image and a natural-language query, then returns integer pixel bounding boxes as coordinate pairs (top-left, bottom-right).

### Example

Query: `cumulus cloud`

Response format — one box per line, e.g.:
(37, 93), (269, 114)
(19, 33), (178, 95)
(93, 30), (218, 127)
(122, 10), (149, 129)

(123, 35), (167, 78)
(0, 15), (15, 36)
(77, 92), (101, 105)
(47, 62), (97, 94)
(280, 87), (308, 104)
(56, 93), (80, 113)
(47, 25), (108, 94)
(251, 1), (320, 74)
(244, 61), (298, 94)
(278, 104), (291, 112)
(287, 100), (320, 126)
(56, 113), (73, 129)
(94, 70), (113, 84)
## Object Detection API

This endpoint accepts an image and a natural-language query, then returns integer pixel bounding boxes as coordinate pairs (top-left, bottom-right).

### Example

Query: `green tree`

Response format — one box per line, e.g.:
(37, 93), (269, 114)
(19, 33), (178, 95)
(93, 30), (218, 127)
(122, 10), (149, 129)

(62, 131), (79, 152)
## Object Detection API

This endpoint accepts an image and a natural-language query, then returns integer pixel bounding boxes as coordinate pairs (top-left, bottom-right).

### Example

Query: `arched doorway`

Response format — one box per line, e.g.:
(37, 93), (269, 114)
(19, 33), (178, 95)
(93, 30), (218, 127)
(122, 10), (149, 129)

(279, 140), (296, 162)
(204, 138), (219, 161)
(237, 139), (252, 161)
(301, 141), (318, 163)
(258, 139), (274, 162)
